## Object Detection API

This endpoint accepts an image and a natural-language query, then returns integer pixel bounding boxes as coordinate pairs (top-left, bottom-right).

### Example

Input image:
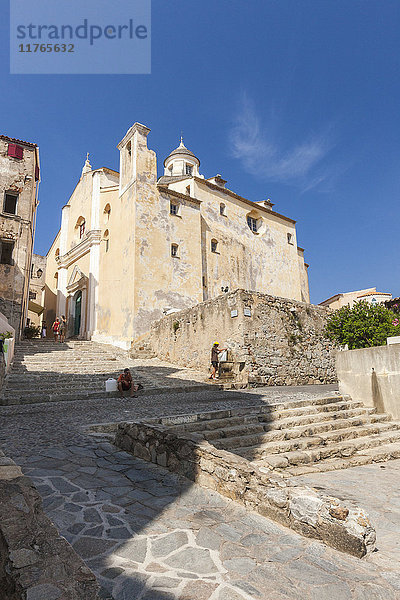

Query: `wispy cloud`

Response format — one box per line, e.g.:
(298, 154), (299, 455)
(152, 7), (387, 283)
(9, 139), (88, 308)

(230, 93), (336, 191)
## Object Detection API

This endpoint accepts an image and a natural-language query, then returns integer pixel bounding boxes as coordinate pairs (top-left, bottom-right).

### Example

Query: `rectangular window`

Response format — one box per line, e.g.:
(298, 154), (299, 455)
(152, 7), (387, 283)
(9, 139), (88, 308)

(35, 165), (40, 181)
(0, 240), (14, 265)
(185, 164), (193, 176)
(247, 216), (258, 232)
(105, 239), (109, 253)
(171, 244), (178, 257)
(170, 202), (178, 215)
(3, 192), (18, 215)
(287, 233), (294, 244)
(211, 240), (218, 253)
(7, 144), (24, 159)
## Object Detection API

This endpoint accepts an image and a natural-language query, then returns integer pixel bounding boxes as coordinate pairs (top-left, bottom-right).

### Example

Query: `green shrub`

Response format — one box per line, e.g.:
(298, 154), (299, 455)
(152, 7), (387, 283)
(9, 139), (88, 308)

(23, 325), (41, 339)
(325, 301), (400, 349)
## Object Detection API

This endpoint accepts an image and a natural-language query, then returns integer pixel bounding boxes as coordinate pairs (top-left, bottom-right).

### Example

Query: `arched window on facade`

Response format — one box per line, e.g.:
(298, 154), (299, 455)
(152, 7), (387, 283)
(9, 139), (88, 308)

(103, 203), (111, 224)
(103, 229), (110, 253)
(211, 239), (218, 253)
(75, 216), (86, 240)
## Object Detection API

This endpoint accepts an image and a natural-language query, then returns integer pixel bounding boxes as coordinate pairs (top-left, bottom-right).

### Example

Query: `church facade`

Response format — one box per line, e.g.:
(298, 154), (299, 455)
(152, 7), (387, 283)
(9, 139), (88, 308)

(45, 122), (309, 349)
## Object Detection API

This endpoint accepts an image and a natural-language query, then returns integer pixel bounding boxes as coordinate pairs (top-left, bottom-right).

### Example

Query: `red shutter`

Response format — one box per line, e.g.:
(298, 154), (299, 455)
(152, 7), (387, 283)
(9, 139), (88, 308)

(35, 165), (40, 181)
(7, 144), (24, 159)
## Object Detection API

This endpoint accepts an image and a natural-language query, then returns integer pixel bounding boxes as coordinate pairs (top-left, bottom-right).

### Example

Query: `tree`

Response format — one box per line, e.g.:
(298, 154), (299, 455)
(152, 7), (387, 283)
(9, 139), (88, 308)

(325, 300), (400, 349)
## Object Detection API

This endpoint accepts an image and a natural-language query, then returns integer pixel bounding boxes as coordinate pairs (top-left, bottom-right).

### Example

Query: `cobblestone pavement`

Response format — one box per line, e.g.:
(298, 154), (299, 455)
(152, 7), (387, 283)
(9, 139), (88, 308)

(2, 385), (400, 599)
(293, 459), (400, 571)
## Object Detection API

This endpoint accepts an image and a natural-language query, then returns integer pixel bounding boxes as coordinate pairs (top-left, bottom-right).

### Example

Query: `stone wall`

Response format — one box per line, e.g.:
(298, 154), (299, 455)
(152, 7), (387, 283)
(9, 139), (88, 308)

(0, 449), (100, 599)
(337, 343), (400, 419)
(142, 289), (337, 386)
(115, 417), (375, 558)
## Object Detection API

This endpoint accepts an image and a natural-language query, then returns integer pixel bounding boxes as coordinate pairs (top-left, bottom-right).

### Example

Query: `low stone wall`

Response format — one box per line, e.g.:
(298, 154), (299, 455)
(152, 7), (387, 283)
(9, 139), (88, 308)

(0, 450), (100, 599)
(337, 343), (400, 420)
(115, 417), (375, 558)
(140, 289), (336, 386)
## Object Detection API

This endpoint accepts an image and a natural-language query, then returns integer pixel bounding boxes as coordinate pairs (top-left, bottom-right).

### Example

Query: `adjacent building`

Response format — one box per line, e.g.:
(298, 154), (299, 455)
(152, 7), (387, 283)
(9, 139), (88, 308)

(27, 253), (46, 328)
(319, 287), (392, 310)
(0, 135), (40, 338)
(45, 122), (309, 349)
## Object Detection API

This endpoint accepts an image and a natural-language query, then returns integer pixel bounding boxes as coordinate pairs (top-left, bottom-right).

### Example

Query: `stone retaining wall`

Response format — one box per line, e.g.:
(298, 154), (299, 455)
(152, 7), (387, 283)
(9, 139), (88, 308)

(0, 450), (100, 599)
(142, 289), (337, 386)
(115, 418), (375, 558)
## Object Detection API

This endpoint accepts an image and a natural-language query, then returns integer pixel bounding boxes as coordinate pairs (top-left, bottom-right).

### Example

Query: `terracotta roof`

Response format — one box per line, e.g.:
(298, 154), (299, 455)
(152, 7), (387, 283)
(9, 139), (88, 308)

(357, 291), (391, 298)
(0, 134), (37, 148)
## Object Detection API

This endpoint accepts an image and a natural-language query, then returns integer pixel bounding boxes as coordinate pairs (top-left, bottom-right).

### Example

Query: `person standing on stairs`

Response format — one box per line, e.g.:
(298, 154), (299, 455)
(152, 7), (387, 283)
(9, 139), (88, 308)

(52, 318), (60, 341)
(209, 342), (226, 380)
(59, 315), (67, 343)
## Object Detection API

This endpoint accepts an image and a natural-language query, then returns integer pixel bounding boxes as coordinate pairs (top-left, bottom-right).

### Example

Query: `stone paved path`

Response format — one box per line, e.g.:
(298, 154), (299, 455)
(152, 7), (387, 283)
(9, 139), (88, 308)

(293, 459), (400, 571)
(2, 385), (400, 599)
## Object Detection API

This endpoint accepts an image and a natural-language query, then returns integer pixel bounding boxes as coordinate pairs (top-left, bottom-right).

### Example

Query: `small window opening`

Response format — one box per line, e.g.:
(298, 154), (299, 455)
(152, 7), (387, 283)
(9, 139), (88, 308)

(170, 202), (179, 216)
(247, 216), (258, 233)
(79, 221), (86, 239)
(171, 243), (179, 257)
(211, 239), (218, 253)
(185, 164), (193, 176)
(103, 203), (111, 223)
(0, 240), (14, 265)
(55, 248), (60, 258)
(202, 275), (207, 287)
(127, 141), (132, 157)
(186, 185), (190, 195)
(287, 233), (293, 245)
(3, 192), (18, 215)
(103, 229), (110, 253)
(220, 203), (226, 216)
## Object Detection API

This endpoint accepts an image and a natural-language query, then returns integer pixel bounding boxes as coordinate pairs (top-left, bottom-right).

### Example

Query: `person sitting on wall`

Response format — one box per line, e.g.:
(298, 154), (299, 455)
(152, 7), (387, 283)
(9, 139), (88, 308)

(117, 368), (142, 398)
(209, 342), (226, 380)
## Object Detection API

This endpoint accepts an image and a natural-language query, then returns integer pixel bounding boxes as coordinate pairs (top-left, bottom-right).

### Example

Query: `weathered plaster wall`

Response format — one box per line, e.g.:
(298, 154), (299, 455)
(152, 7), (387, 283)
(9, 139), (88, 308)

(144, 290), (337, 386)
(337, 344), (400, 420)
(0, 138), (38, 337)
(0, 449), (100, 599)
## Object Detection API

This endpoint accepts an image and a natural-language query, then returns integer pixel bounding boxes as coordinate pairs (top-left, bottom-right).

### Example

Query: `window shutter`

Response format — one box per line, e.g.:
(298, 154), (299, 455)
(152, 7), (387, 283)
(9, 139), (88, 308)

(35, 165), (40, 181)
(7, 144), (24, 159)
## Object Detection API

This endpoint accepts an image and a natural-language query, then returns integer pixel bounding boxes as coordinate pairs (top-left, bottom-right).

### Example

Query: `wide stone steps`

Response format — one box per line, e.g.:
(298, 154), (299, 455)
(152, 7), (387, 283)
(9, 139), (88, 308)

(210, 413), (391, 448)
(2, 340), (215, 405)
(236, 421), (400, 459)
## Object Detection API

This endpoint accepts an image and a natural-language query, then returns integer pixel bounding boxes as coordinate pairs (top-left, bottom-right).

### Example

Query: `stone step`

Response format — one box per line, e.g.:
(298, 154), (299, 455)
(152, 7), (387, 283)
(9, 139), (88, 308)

(0, 382), (216, 406)
(171, 397), (363, 435)
(252, 429), (400, 469)
(271, 441), (400, 477)
(237, 421), (400, 459)
(207, 413), (389, 445)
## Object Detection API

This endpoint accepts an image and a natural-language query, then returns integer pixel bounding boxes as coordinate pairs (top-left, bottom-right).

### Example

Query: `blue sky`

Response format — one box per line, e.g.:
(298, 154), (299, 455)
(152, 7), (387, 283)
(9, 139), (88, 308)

(1, 0), (399, 304)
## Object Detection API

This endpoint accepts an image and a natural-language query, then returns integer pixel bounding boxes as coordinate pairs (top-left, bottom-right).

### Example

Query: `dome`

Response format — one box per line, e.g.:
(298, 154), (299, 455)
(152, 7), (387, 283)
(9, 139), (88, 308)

(164, 137), (200, 167)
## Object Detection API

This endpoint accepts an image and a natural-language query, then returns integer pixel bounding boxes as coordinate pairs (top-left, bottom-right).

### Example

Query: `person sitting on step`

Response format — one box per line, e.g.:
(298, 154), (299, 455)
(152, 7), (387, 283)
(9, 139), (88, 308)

(117, 368), (142, 398)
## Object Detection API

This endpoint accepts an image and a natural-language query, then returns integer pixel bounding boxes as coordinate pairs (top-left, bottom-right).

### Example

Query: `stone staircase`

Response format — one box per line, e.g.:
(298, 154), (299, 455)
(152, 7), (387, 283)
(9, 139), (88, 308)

(0, 340), (212, 405)
(165, 395), (400, 476)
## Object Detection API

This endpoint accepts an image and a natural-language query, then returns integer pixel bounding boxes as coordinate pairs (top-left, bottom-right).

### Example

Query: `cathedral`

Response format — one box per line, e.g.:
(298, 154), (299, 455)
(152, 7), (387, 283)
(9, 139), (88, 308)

(44, 122), (309, 349)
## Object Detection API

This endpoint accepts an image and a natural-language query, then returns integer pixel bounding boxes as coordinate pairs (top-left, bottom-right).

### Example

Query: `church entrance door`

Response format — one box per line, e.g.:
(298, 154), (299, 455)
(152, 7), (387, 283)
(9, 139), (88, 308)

(74, 291), (82, 336)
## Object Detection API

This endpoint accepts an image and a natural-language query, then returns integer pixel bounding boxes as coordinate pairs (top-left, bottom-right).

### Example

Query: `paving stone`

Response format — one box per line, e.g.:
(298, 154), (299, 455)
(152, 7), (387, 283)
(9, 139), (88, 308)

(180, 580), (219, 599)
(48, 477), (81, 493)
(106, 526), (132, 539)
(222, 557), (256, 575)
(83, 507), (103, 524)
(85, 525), (104, 537)
(309, 582), (352, 600)
(72, 537), (116, 559)
(114, 537), (148, 562)
(153, 576), (181, 588)
(151, 531), (189, 557)
(217, 586), (247, 600)
(100, 567), (125, 579)
(196, 527), (223, 550)
(145, 562), (168, 573)
(164, 547), (218, 574)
